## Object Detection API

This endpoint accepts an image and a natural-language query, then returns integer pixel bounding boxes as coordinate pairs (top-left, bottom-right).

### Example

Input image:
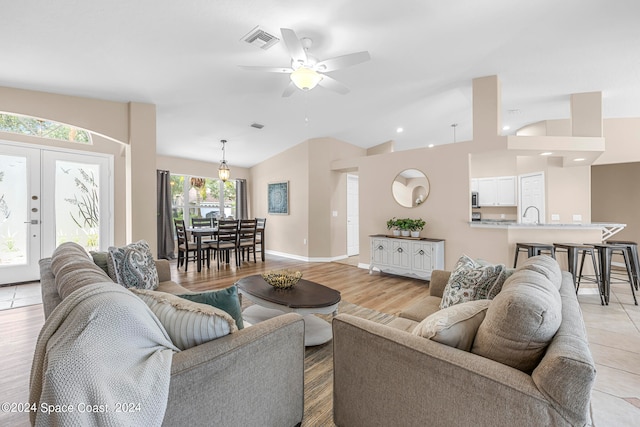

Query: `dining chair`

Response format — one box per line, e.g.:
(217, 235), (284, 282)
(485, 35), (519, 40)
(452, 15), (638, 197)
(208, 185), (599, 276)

(211, 219), (239, 269)
(175, 219), (210, 271)
(238, 219), (258, 264)
(255, 217), (267, 261)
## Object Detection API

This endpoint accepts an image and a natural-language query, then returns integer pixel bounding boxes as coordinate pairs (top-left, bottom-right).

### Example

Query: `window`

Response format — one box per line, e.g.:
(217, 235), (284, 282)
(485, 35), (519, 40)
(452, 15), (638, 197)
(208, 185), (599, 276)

(0, 112), (91, 144)
(171, 174), (236, 226)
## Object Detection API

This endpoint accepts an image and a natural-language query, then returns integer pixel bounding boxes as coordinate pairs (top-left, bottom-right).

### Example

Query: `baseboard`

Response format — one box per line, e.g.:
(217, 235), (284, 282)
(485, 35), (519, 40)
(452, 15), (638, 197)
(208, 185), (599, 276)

(265, 250), (350, 263)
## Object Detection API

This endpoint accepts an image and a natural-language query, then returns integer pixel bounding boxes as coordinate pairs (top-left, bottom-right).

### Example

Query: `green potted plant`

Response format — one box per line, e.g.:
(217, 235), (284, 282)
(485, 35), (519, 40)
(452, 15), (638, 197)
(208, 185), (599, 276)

(386, 217), (400, 236)
(397, 218), (411, 237)
(409, 218), (426, 237)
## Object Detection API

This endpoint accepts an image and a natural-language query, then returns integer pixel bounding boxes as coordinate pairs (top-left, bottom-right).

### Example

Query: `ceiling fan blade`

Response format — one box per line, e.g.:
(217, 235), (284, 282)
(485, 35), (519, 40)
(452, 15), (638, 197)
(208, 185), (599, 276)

(317, 74), (350, 95)
(282, 82), (297, 97)
(238, 65), (293, 73)
(315, 51), (370, 72)
(280, 28), (307, 65)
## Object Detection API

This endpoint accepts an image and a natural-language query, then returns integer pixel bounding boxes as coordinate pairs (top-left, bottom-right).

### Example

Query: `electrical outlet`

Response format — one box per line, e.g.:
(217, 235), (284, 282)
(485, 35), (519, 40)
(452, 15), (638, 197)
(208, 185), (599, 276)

(303, 238), (307, 245)
(572, 214), (582, 222)
(551, 214), (560, 221)
(500, 214), (505, 219)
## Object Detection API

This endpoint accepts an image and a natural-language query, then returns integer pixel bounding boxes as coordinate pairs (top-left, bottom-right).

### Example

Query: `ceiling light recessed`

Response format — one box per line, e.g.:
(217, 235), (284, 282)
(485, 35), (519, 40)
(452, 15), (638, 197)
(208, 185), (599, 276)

(574, 158), (585, 162)
(540, 152), (553, 156)
(503, 125), (510, 131)
(428, 144), (434, 148)
(396, 127), (403, 133)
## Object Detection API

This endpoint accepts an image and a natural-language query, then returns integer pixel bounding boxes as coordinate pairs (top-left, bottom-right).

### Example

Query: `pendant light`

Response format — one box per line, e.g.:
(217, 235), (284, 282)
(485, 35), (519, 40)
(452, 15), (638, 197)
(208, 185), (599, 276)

(218, 139), (230, 182)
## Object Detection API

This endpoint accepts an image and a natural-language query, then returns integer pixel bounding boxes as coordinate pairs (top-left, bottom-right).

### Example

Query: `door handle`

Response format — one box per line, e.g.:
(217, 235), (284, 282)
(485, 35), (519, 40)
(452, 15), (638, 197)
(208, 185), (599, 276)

(24, 220), (39, 225)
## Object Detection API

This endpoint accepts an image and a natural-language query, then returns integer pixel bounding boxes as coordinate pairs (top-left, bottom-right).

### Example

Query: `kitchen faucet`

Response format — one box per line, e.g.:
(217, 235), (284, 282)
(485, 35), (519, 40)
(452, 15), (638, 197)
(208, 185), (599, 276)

(523, 205), (540, 224)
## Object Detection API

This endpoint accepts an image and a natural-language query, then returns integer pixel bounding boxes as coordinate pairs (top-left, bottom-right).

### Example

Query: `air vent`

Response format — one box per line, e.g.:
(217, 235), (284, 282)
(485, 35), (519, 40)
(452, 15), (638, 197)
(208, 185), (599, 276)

(242, 26), (280, 50)
(250, 123), (265, 129)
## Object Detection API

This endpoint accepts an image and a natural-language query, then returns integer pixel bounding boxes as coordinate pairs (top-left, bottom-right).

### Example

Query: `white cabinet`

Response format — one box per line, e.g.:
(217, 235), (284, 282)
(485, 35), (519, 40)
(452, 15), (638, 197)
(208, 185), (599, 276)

(474, 176), (516, 206)
(369, 235), (445, 280)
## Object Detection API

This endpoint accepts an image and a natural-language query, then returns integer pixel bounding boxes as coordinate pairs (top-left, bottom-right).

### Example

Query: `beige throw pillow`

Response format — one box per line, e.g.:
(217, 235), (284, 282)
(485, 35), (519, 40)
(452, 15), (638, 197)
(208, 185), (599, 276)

(471, 268), (562, 373)
(131, 289), (238, 350)
(412, 299), (491, 351)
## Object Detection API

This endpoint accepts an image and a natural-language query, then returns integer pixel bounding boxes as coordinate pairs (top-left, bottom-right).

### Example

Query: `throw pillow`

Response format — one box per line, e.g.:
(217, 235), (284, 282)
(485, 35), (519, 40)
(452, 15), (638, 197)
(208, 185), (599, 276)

(107, 240), (159, 290)
(471, 268), (562, 373)
(178, 286), (244, 330)
(412, 299), (491, 351)
(440, 255), (506, 309)
(131, 289), (238, 350)
(89, 251), (109, 275)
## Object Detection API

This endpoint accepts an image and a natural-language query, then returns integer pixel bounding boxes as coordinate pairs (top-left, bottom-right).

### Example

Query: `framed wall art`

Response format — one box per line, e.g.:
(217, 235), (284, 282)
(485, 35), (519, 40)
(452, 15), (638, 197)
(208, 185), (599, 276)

(268, 181), (289, 215)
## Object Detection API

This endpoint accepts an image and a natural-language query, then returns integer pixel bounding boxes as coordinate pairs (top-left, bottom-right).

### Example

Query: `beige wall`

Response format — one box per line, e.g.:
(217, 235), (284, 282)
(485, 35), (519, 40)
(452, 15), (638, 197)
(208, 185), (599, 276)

(0, 86), (157, 254)
(592, 162), (640, 243)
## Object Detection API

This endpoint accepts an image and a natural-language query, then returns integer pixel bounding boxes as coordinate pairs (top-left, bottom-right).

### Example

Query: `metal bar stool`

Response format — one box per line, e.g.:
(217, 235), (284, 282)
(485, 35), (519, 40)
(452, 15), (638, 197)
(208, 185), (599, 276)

(513, 243), (556, 268)
(553, 243), (600, 295)
(606, 240), (640, 291)
(590, 243), (638, 306)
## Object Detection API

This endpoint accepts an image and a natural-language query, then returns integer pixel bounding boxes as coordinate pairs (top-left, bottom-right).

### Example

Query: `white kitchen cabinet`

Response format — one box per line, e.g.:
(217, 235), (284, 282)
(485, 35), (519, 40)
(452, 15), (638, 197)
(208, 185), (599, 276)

(474, 176), (517, 206)
(369, 235), (445, 280)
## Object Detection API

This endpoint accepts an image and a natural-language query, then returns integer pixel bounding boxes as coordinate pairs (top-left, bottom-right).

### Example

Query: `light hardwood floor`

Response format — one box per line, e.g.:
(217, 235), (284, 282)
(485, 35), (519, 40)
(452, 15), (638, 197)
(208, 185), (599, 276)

(1, 255), (639, 426)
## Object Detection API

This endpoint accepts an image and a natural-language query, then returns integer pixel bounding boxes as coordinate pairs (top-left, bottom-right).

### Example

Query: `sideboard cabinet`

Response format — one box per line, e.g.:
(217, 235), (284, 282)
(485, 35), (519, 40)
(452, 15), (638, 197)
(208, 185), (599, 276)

(369, 235), (445, 280)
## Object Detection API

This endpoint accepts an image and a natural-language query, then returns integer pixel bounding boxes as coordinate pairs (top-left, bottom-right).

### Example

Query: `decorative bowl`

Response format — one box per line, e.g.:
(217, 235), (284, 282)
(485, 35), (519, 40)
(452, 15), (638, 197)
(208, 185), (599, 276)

(261, 270), (303, 289)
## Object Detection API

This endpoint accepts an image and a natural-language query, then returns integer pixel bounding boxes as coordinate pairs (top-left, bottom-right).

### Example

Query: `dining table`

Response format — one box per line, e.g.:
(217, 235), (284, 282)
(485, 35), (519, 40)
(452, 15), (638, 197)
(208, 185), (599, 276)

(186, 226), (217, 272)
(187, 224), (266, 272)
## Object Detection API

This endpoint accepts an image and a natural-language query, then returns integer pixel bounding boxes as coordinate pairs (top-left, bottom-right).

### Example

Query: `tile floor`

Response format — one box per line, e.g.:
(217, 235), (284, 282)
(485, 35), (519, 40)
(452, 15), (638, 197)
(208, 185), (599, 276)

(0, 282), (42, 311)
(577, 275), (640, 426)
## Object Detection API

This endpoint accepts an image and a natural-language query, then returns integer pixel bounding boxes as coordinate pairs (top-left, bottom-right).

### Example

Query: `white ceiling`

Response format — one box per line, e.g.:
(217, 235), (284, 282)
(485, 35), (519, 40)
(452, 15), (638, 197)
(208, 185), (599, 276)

(1, 0), (639, 169)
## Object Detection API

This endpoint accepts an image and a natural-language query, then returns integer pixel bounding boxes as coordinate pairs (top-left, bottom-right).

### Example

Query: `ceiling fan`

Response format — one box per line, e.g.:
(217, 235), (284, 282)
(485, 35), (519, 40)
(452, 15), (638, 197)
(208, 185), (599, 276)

(239, 28), (371, 97)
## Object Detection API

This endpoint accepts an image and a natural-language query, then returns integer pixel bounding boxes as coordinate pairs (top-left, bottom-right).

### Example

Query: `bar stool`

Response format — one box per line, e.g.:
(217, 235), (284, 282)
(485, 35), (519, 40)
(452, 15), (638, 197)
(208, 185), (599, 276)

(606, 240), (640, 291)
(513, 243), (556, 268)
(553, 243), (600, 294)
(590, 243), (638, 306)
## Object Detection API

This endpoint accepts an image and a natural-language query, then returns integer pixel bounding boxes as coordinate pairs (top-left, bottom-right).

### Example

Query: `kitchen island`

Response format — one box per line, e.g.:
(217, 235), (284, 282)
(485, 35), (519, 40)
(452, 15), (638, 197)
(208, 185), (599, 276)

(468, 221), (626, 271)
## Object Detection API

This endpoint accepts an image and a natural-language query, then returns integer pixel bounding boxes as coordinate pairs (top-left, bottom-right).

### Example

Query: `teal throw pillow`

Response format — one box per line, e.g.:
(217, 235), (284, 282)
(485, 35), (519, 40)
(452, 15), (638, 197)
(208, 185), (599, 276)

(179, 285), (244, 330)
(89, 251), (109, 275)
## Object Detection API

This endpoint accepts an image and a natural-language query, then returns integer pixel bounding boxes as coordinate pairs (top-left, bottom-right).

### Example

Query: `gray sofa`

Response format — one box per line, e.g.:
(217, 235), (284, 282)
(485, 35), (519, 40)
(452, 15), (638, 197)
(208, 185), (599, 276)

(333, 256), (596, 427)
(38, 243), (305, 427)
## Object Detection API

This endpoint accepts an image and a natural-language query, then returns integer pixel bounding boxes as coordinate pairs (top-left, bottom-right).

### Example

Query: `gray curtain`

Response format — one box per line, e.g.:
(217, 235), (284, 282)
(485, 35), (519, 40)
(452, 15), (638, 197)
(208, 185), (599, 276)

(157, 170), (175, 259)
(236, 179), (248, 219)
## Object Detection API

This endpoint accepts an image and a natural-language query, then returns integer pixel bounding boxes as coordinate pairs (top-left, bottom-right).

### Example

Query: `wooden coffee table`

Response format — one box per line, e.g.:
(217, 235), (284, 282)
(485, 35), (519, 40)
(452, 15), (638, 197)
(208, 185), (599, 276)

(236, 275), (341, 346)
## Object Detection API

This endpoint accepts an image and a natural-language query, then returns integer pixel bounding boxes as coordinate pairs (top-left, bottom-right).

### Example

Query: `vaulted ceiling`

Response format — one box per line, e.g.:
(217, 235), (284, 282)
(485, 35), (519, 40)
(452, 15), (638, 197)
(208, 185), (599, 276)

(1, 0), (638, 168)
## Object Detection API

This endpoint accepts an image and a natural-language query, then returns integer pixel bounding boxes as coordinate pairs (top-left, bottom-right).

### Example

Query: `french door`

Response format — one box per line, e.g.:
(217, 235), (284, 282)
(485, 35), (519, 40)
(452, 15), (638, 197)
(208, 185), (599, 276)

(0, 142), (112, 285)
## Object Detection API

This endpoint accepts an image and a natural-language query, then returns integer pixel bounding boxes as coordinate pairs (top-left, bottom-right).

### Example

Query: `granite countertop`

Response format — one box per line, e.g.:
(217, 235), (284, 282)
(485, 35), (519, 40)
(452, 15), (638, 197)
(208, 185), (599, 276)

(469, 220), (626, 229)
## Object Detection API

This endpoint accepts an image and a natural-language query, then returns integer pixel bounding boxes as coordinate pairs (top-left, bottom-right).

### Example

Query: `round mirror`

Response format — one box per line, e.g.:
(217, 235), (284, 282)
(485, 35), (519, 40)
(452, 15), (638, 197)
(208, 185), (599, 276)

(392, 169), (430, 208)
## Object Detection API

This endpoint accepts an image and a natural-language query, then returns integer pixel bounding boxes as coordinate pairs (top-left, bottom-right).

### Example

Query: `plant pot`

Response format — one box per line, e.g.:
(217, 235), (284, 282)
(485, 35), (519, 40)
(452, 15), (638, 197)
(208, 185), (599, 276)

(392, 230), (401, 236)
(400, 230), (410, 237)
(410, 231), (420, 238)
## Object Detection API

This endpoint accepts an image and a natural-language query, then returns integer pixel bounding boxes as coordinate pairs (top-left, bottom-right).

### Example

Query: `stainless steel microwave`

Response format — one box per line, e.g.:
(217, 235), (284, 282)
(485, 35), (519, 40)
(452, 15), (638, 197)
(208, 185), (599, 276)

(471, 191), (479, 207)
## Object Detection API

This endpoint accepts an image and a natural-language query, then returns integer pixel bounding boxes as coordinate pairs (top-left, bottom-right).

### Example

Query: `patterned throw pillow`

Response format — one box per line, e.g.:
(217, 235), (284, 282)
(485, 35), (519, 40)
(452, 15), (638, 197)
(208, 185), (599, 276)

(131, 289), (238, 350)
(440, 255), (505, 309)
(107, 240), (159, 290)
(412, 299), (491, 351)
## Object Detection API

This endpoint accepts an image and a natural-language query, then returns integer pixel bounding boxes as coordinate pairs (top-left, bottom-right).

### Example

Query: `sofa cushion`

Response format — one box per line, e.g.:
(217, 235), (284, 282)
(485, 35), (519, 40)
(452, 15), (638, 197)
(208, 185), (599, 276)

(107, 240), (159, 290)
(398, 296), (442, 322)
(440, 255), (506, 309)
(471, 268), (562, 373)
(517, 255), (562, 290)
(131, 289), (237, 350)
(412, 299), (491, 351)
(178, 286), (244, 330)
(51, 242), (113, 299)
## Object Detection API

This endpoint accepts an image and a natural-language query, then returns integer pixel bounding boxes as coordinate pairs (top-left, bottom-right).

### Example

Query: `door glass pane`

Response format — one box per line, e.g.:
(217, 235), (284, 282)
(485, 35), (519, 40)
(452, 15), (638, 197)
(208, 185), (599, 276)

(55, 161), (101, 251)
(0, 154), (27, 266)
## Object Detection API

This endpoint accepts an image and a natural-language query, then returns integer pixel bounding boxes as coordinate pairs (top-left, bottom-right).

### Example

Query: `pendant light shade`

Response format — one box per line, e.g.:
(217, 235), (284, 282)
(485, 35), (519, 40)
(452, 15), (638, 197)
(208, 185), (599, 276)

(290, 67), (323, 91)
(218, 139), (230, 182)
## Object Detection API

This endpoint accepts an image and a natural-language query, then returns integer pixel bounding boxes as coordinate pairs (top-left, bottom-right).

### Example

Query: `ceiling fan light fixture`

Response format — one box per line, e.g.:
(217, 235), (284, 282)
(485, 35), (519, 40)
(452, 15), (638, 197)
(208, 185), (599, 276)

(290, 67), (323, 91)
